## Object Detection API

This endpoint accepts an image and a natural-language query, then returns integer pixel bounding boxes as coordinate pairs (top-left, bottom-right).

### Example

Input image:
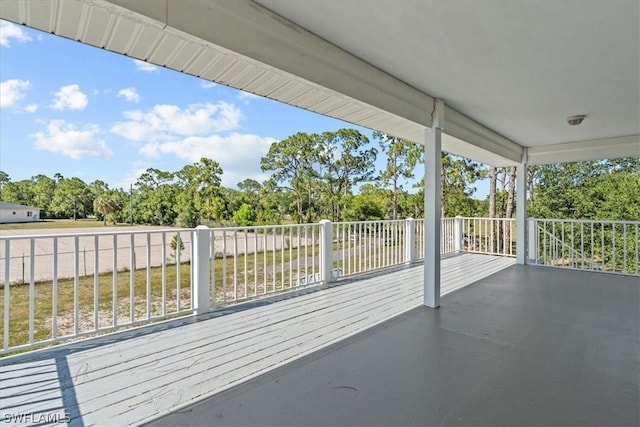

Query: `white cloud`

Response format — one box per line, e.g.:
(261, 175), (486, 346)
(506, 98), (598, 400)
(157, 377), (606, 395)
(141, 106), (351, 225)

(111, 102), (243, 142)
(24, 104), (38, 113)
(133, 59), (158, 72)
(50, 84), (88, 110)
(238, 90), (261, 105)
(139, 133), (276, 186)
(0, 21), (32, 47)
(32, 120), (113, 159)
(117, 87), (140, 103)
(0, 79), (31, 107)
(200, 81), (217, 89)
(114, 163), (149, 190)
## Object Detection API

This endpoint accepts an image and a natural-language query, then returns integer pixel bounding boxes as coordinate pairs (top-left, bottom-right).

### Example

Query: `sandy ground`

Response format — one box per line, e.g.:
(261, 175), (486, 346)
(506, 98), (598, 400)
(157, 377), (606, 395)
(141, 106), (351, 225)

(0, 226), (314, 284)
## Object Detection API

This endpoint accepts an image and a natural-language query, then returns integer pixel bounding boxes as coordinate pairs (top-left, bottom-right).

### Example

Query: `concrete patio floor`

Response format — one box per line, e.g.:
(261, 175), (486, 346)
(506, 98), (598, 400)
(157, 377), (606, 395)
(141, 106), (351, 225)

(148, 266), (639, 427)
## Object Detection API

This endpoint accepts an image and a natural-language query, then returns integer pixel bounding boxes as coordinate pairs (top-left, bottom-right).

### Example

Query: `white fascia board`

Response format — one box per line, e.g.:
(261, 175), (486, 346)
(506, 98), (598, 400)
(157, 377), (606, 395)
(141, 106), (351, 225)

(442, 134), (519, 167)
(527, 135), (640, 165)
(443, 106), (523, 165)
(105, 0), (434, 129)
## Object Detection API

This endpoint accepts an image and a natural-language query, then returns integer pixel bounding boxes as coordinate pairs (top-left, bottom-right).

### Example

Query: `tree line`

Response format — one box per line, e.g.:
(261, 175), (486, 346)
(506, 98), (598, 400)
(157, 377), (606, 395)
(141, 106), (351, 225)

(1, 129), (637, 226)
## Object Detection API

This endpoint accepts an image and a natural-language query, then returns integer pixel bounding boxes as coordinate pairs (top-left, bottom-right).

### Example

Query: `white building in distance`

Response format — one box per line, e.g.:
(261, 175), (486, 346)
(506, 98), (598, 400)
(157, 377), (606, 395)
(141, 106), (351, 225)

(0, 201), (41, 224)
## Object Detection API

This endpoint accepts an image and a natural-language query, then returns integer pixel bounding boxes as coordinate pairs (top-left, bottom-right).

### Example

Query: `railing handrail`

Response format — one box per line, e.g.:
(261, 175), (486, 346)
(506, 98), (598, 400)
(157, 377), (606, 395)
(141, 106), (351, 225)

(0, 227), (194, 240)
(531, 218), (640, 226)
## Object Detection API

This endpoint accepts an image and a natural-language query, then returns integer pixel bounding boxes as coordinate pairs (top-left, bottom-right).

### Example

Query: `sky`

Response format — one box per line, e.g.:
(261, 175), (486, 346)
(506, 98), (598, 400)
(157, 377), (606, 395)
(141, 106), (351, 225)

(0, 20), (490, 199)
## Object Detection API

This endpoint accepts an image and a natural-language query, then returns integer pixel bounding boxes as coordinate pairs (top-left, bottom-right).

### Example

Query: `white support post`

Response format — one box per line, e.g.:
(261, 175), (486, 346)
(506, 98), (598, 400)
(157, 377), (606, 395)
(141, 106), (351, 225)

(405, 218), (416, 264)
(424, 99), (444, 308)
(193, 225), (211, 315)
(528, 218), (538, 264)
(320, 219), (333, 285)
(516, 155), (528, 264)
(454, 216), (463, 253)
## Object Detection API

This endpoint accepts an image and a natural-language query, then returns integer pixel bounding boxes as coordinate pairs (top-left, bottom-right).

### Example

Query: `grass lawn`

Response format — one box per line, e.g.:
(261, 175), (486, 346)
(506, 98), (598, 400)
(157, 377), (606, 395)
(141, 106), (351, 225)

(0, 219), (134, 231)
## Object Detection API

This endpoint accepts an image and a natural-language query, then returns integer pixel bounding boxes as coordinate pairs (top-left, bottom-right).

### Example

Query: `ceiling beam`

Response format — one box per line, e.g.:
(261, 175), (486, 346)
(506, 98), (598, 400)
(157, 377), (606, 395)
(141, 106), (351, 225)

(527, 135), (640, 165)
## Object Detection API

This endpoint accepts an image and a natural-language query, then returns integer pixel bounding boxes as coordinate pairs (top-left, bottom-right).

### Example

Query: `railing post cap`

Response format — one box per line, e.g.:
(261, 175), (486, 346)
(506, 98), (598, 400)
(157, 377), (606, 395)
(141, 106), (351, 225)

(406, 217), (414, 221)
(195, 225), (209, 230)
(455, 215), (462, 219)
(319, 219), (332, 224)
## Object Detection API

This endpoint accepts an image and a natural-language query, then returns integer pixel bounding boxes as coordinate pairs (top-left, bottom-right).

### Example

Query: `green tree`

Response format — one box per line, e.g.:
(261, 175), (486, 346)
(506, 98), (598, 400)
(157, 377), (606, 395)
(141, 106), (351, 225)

(134, 168), (179, 225)
(31, 174), (56, 218)
(93, 190), (124, 225)
(261, 132), (321, 223)
(373, 132), (421, 220)
(318, 129), (377, 220)
(2, 180), (34, 207)
(51, 177), (92, 220)
(232, 203), (257, 226)
(0, 171), (10, 199)
(342, 194), (385, 221)
(176, 158), (223, 221)
(176, 198), (199, 228)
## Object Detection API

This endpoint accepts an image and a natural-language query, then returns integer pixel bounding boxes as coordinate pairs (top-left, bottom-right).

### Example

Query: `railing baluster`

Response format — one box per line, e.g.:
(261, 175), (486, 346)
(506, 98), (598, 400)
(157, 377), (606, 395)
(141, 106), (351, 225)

(262, 231), (267, 295)
(222, 230), (227, 303)
(145, 233), (151, 319)
(74, 236), (79, 336)
(233, 230), (238, 301)
(590, 222), (594, 270)
(29, 239), (35, 345)
(281, 227), (285, 290)
(601, 222), (605, 272)
(312, 226), (316, 281)
(580, 222), (585, 269)
(289, 227), (293, 288)
(272, 227), (276, 293)
(254, 229), (259, 296)
(4, 240), (10, 350)
(612, 223), (616, 272)
(52, 238), (58, 339)
(113, 235), (118, 327)
(304, 225), (309, 283)
(130, 233), (135, 322)
(623, 223), (627, 274)
(94, 235), (99, 330)
(162, 232), (167, 315)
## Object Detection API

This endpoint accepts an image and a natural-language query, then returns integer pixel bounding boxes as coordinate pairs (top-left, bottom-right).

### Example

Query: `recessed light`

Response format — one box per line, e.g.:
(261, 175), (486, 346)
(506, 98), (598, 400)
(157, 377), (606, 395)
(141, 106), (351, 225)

(567, 115), (586, 126)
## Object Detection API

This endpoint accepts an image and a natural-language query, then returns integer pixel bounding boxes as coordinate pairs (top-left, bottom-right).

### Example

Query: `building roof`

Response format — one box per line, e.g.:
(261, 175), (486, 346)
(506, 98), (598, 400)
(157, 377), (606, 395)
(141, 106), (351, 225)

(0, 201), (40, 211)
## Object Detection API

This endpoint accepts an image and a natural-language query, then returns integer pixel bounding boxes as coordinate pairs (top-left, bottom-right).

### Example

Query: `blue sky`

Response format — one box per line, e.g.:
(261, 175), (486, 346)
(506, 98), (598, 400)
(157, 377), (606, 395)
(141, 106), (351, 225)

(0, 20), (489, 198)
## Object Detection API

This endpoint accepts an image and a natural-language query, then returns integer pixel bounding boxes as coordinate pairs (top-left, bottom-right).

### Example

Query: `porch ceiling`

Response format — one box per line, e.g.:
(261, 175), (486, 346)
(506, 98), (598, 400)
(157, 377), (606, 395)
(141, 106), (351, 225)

(1, 0), (638, 165)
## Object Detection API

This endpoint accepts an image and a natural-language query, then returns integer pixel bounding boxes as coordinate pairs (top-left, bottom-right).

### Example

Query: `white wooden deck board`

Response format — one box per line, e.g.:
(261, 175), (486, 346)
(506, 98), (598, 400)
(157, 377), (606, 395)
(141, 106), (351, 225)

(0, 254), (514, 426)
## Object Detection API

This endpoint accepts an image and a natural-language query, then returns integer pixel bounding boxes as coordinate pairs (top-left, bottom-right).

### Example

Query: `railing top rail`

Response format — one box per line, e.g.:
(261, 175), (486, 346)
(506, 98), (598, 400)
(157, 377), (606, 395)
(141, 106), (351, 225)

(207, 223), (318, 232)
(458, 217), (515, 221)
(531, 218), (640, 226)
(0, 227), (194, 240)
(333, 219), (406, 226)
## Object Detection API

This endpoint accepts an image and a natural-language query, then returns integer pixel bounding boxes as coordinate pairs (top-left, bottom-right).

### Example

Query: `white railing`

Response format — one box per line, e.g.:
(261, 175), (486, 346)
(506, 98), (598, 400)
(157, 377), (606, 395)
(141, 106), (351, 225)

(460, 217), (517, 257)
(0, 216), (521, 354)
(207, 224), (321, 306)
(332, 220), (407, 277)
(529, 218), (639, 275)
(0, 229), (194, 354)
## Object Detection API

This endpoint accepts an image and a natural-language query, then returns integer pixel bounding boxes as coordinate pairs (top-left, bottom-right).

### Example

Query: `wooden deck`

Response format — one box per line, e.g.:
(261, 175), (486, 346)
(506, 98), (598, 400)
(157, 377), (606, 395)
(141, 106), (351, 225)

(0, 254), (515, 426)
